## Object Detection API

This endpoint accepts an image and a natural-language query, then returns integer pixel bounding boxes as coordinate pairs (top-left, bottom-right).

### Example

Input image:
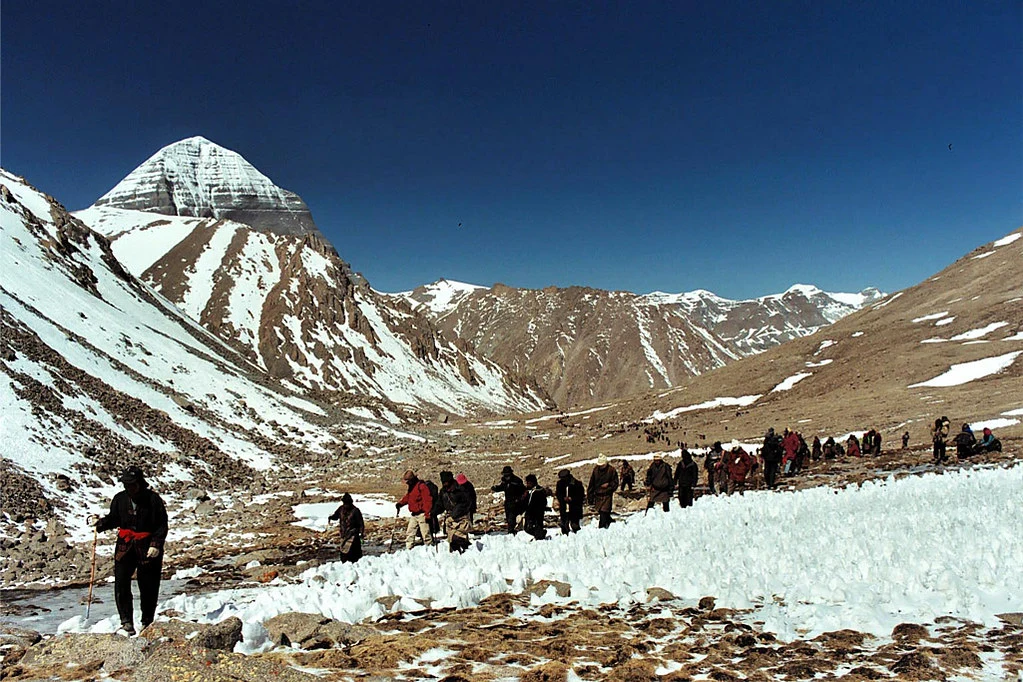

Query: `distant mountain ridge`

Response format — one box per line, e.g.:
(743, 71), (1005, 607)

(77, 138), (552, 417)
(397, 280), (883, 406)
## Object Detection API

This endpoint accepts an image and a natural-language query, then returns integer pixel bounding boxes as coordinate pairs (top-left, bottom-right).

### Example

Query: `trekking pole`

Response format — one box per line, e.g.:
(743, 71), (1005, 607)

(85, 525), (98, 620)
(388, 510), (399, 553)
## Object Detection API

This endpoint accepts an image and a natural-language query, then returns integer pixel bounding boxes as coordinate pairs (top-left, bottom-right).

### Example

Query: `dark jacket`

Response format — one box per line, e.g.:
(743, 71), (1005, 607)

(674, 459), (699, 488)
(555, 476), (585, 518)
(97, 488), (168, 561)
(645, 460), (674, 492)
(329, 504), (365, 540)
(587, 464), (619, 513)
(492, 473), (525, 510)
(524, 486), (548, 520)
(461, 480), (477, 516)
(440, 483), (472, 520)
(762, 433), (784, 463)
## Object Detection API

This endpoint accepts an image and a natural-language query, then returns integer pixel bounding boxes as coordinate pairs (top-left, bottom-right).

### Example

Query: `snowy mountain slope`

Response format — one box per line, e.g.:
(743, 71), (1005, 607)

(92, 136), (319, 236)
(397, 280), (882, 407)
(0, 169), (354, 531)
(77, 149), (552, 417)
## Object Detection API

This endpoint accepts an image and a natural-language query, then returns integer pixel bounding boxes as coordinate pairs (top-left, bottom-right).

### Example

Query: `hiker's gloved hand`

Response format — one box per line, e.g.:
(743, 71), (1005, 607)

(146, 546), (160, 559)
(395, 502), (402, 512)
(87, 514), (99, 527)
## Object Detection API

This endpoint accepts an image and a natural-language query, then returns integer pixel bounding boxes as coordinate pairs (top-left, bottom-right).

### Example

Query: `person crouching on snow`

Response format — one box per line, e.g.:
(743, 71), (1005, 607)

(438, 471), (472, 553)
(90, 466), (168, 636)
(328, 493), (364, 562)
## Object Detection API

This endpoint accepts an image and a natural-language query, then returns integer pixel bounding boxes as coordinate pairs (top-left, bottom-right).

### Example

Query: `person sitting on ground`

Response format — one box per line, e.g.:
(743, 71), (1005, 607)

(846, 434), (861, 458)
(491, 465), (525, 534)
(673, 449), (699, 508)
(811, 435), (822, 461)
(438, 471), (472, 553)
(522, 474), (549, 540)
(619, 459), (636, 492)
(328, 493), (364, 563)
(644, 453), (674, 512)
(396, 470), (434, 550)
(822, 436), (837, 460)
(974, 428), (1002, 454)
(555, 469), (584, 534)
(954, 423), (977, 458)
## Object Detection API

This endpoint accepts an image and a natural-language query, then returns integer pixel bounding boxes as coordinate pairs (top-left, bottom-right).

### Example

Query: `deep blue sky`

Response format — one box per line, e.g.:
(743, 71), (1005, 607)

(3, 2), (1020, 299)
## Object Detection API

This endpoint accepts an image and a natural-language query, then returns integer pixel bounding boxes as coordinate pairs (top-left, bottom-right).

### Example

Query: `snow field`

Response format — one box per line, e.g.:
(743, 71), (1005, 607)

(71, 464), (1023, 652)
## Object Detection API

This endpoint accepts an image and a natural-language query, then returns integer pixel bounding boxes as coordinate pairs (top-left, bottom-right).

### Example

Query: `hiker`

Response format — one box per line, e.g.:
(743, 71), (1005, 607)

(974, 427), (1002, 454)
(705, 441), (723, 494)
(931, 417), (951, 463)
(870, 429), (882, 455)
(644, 453), (674, 512)
(673, 449), (699, 508)
(522, 474), (549, 540)
(89, 466), (168, 636)
(455, 473), (476, 525)
(794, 434), (809, 474)
(782, 428), (800, 475)
(901, 431), (910, 449)
(491, 466), (525, 534)
(587, 454), (619, 528)
(762, 428), (784, 488)
(328, 493), (364, 563)
(619, 459), (636, 492)
(396, 470), (434, 549)
(846, 434), (861, 458)
(438, 471), (472, 553)
(724, 445), (755, 495)
(954, 424), (977, 458)
(555, 469), (584, 534)
(811, 436), (822, 461)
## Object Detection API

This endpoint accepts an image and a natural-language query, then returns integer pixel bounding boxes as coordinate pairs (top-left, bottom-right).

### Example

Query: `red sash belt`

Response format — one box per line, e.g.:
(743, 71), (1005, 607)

(118, 529), (152, 542)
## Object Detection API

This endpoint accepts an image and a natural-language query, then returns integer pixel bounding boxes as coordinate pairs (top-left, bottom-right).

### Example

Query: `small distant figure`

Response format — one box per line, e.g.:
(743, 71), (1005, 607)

(724, 445), (755, 495)
(975, 427), (1002, 454)
(522, 474), (549, 540)
(954, 423), (977, 459)
(932, 417), (951, 464)
(901, 431), (910, 449)
(811, 435), (822, 462)
(619, 459), (636, 492)
(762, 428), (784, 488)
(555, 469), (584, 534)
(846, 433), (862, 458)
(328, 493), (364, 563)
(673, 449), (699, 508)
(587, 455), (619, 528)
(644, 453), (674, 512)
(705, 441), (723, 494)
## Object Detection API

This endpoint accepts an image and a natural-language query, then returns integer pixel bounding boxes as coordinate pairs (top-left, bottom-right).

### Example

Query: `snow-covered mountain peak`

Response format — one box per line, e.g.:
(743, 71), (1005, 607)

(93, 136), (320, 237)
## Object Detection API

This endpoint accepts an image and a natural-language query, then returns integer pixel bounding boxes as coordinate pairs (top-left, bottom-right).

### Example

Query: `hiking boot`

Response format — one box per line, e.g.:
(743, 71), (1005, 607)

(120, 623), (136, 636)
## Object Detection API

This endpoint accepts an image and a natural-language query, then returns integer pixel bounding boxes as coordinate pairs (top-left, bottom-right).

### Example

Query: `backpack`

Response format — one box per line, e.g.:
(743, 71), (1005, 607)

(423, 480), (442, 516)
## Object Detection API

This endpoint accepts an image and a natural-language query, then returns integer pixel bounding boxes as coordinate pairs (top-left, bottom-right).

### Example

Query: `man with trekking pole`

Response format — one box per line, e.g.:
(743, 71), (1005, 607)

(88, 466), (168, 635)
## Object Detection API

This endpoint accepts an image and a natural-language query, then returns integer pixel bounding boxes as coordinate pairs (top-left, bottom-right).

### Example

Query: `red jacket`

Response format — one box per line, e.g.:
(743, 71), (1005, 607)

(725, 449), (754, 482)
(782, 432), (800, 463)
(399, 480), (433, 517)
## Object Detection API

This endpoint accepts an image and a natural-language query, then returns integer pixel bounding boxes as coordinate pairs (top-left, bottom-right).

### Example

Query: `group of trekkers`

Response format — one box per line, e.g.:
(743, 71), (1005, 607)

(89, 417), (1004, 635)
(930, 416), (1002, 463)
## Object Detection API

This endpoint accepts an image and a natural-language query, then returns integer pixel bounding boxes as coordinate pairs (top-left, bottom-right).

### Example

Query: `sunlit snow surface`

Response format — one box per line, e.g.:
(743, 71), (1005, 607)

(909, 351), (1022, 387)
(66, 465), (1023, 652)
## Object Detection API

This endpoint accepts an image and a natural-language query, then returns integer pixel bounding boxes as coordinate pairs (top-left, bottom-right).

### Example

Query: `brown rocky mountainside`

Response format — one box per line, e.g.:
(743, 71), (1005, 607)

(400, 280), (881, 408)
(76, 139), (553, 419)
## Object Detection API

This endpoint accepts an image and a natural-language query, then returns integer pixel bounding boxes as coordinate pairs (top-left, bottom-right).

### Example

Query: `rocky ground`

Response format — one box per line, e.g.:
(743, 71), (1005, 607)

(2, 425), (1020, 681)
